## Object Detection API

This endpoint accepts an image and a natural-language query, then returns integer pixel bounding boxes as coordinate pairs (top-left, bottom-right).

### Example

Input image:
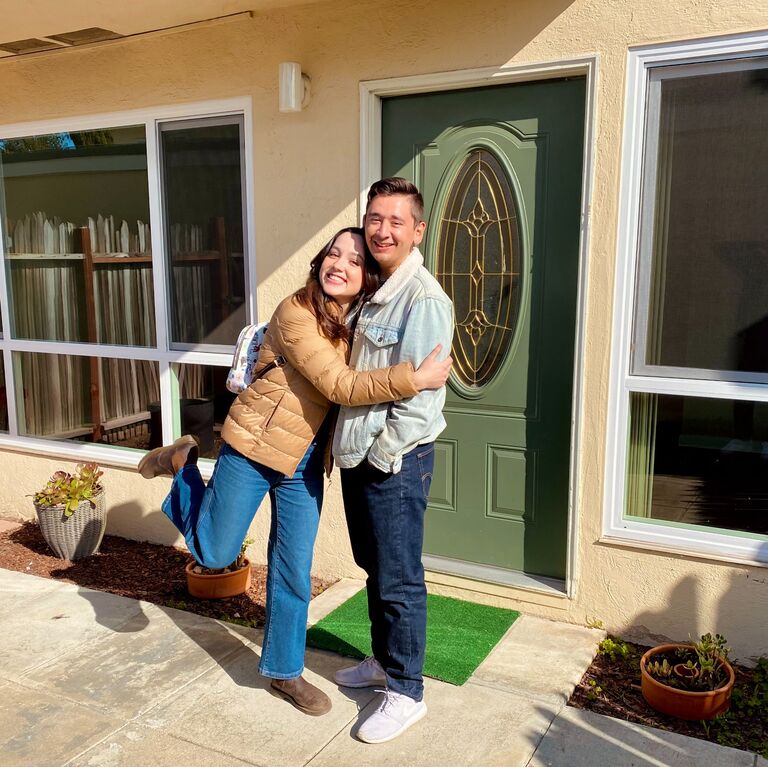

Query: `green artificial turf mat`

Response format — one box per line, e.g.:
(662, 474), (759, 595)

(306, 588), (519, 686)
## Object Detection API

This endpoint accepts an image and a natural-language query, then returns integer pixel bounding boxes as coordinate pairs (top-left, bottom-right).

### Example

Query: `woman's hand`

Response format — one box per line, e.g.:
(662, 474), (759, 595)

(413, 344), (453, 391)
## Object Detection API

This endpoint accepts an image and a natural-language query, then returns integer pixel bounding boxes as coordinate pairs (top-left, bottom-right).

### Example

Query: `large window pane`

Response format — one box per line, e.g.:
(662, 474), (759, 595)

(169, 363), (235, 459)
(14, 351), (159, 447)
(0, 127), (155, 346)
(627, 392), (768, 537)
(636, 63), (768, 376)
(161, 118), (247, 347)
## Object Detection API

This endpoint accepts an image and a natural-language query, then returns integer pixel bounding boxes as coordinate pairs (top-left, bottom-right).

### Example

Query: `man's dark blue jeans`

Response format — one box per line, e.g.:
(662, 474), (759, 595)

(340, 442), (435, 701)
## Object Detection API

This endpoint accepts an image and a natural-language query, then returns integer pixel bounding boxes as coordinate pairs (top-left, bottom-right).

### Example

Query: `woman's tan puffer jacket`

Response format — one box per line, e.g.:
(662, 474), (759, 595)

(221, 294), (418, 477)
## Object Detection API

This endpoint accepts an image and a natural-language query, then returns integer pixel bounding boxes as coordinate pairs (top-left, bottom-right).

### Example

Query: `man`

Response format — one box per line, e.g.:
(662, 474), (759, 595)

(333, 177), (454, 743)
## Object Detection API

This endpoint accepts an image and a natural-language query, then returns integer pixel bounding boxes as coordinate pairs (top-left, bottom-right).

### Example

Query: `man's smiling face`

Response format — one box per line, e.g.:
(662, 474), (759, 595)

(364, 194), (426, 277)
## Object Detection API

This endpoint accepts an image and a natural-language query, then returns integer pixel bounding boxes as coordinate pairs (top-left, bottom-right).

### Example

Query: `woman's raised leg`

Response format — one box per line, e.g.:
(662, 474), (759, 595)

(162, 443), (274, 569)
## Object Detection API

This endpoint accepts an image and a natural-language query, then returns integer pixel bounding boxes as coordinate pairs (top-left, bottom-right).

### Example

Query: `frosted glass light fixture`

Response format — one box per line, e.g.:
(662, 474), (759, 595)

(279, 62), (311, 112)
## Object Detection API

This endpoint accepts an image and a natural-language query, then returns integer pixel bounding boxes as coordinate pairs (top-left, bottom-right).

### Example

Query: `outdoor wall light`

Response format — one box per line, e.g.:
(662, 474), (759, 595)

(279, 61), (311, 112)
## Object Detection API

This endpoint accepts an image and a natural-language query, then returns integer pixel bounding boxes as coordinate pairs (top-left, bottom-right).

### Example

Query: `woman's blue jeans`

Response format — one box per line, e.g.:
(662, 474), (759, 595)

(162, 440), (324, 679)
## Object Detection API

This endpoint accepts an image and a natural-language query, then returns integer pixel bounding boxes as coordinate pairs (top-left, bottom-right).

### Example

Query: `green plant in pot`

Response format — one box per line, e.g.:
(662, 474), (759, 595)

(640, 633), (735, 720)
(185, 537), (253, 599)
(32, 463), (107, 560)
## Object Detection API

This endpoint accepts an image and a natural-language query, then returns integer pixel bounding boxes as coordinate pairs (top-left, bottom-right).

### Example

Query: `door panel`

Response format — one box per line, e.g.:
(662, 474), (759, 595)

(382, 78), (585, 578)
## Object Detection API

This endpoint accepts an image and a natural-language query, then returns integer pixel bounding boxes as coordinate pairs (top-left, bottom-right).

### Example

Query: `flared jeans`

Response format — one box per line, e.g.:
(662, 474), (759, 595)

(162, 440), (324, 679)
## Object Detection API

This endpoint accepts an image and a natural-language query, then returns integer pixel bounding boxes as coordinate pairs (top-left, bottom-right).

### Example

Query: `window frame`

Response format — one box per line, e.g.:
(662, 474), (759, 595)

(604, 31), (768, 566)
(0, 97), (256, 476)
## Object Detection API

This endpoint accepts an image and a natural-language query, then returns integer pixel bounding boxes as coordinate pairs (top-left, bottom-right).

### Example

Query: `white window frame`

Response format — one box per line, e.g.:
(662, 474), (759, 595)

(0, 97), (256, 476)
(604, 30), (768, 566)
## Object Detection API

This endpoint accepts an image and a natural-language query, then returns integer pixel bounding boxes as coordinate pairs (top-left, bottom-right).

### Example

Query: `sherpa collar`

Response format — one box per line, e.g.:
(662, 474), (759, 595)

(369, 248), (423, 305)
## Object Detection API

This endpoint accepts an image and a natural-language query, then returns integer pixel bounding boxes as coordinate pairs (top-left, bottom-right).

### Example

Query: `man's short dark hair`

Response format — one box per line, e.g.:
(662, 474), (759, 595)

(366, 177), (425, 223)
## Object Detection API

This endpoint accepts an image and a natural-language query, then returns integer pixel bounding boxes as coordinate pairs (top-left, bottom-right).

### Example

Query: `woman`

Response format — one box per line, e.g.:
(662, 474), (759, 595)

(138, 226), (450, 716)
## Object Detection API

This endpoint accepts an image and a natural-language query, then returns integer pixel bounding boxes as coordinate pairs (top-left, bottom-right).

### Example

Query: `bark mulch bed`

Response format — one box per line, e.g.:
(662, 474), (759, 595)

(0, 521), (331, 629)
(568, 636), (768, 757)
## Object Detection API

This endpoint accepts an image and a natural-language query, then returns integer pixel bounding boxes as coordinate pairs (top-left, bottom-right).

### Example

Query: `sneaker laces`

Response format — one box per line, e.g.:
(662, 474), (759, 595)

(360, 656), (382, 673)
(376, 689), (403, 716)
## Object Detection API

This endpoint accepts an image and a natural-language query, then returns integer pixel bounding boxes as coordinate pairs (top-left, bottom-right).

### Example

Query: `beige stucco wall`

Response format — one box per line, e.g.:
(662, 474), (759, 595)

(1, 0), (767, 660)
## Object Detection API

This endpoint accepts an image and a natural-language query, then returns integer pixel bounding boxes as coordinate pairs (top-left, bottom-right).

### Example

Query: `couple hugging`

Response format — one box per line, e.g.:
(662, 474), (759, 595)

(138, 177), (454, 744)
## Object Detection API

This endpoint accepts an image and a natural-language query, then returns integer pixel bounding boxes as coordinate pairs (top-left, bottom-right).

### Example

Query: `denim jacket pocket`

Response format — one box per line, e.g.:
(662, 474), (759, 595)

(363, 324), (400, 348)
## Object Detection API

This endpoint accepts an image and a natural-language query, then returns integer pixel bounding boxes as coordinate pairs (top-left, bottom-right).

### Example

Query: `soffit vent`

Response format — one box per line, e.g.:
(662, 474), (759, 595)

(0, 38), (65, 54)
(0, 28), (123, 56)
(48, 28), (123, 46)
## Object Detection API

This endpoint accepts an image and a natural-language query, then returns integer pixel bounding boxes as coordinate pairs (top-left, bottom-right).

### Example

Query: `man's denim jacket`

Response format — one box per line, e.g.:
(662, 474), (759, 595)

(333, 248), (454, 474)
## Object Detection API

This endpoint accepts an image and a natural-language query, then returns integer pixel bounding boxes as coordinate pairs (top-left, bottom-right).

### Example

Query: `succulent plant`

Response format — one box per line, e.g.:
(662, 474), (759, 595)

(32, 463), (104, 518)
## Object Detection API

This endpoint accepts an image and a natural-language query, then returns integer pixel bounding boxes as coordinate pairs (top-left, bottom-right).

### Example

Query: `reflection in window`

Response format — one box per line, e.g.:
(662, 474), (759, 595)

(638, 66), (768, 376)
(14, 351), (159, 447)
(167, 364), (235, 459)
(0, 127), (155, 346)
(161, 118), (247, 347)
(627, 392), (768, 537)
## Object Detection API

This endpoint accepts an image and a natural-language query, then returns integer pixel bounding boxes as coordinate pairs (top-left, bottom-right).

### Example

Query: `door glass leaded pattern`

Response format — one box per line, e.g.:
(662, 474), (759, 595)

(435, 148), (522, 388)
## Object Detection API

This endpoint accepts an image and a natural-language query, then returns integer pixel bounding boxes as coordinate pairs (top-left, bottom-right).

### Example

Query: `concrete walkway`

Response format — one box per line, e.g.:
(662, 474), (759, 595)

(0, 567), (760, 767)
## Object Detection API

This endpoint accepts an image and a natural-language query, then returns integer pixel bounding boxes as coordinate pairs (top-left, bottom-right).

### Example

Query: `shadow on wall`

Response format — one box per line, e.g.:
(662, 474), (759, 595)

(105, 501), (182, 547)
(247, 0), (581, 292)
(716, 540), (768, 664)
(621, 552), (768, 663)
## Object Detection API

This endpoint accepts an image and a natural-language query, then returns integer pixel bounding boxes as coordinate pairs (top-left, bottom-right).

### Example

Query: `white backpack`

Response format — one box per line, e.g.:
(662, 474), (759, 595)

(226, 322), (269, 393)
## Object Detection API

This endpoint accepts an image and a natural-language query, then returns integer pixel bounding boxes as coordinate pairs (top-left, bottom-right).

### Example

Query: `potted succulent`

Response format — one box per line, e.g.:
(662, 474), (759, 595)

(185, 537), (253, 599)
(31, 463), (107, 560)
(640, 632), (735, 720)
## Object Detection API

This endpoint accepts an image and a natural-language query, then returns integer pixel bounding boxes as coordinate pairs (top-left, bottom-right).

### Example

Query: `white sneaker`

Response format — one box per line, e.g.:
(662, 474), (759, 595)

(334, 656), (386, 688)
(357, 690), (427, 744)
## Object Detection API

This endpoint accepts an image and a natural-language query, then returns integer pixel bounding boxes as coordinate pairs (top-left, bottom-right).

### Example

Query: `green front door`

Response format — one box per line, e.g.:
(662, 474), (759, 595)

(382, 78), (585, 579)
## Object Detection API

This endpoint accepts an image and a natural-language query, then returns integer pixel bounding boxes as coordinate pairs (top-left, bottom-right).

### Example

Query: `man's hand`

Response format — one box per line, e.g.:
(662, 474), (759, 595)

(413, 344), (452, 391)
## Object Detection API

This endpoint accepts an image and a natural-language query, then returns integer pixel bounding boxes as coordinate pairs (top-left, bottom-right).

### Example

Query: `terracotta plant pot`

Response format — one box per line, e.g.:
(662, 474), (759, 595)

(185, 558), (251, 599)
(640, 643), (735, 721)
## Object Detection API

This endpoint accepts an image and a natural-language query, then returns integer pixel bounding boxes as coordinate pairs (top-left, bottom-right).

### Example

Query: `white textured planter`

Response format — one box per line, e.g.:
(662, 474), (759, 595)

(34, 492), (107, 560)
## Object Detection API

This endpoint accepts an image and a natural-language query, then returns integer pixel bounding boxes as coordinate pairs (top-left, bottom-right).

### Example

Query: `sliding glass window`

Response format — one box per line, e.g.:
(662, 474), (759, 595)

(0, 105), (250, 455)
(623, 56), (768, 552)
(633, 62), (768, 382)
(160, 117), (247, 349)
(0, 127), (154, 346)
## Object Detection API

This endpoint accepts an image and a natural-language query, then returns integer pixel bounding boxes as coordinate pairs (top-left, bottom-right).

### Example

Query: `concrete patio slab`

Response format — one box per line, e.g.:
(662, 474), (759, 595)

(528, 707), (757, 767)
(67, 724), (258, 767)
(136, 645), (377, 767)
(1, 567), (759, 767)
(308, 677), (559, 767)
(0, 567), (74, 610)
(0, 584), (149, 678)
(307, 578), (365, 626)
(21, 602), (250, 718)
(0, 680), (122, 767)
(473, 615), (605, 704)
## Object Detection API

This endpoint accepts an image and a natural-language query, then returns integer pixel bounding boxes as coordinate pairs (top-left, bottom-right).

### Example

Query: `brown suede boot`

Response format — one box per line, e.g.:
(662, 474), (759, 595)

(137, 435), (199, 479)
(270, 676), (332, 716)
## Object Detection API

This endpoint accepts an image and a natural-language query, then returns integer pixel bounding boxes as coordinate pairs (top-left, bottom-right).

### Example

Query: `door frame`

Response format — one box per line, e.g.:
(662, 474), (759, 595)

(359, 56), (599, 600)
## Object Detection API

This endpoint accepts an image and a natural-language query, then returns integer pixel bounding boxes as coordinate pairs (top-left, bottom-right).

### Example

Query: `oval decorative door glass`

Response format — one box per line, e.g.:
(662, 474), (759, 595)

(435, 147), (523, 388)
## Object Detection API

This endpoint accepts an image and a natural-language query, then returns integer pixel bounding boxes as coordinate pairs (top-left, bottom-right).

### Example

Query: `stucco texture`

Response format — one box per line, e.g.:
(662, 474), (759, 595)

(1, 0), (767, 659)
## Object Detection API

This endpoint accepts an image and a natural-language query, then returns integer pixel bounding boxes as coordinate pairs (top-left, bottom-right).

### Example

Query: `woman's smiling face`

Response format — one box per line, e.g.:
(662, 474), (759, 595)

(318, 230), (365, 309)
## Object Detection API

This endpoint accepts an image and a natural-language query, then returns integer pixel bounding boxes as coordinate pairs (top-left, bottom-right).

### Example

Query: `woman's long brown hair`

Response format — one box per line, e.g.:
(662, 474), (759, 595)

(295, 226), (380, 342)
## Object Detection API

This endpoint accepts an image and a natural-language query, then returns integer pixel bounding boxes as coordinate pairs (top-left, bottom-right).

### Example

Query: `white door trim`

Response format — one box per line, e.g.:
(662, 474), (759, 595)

(359, 56), (599, 601)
